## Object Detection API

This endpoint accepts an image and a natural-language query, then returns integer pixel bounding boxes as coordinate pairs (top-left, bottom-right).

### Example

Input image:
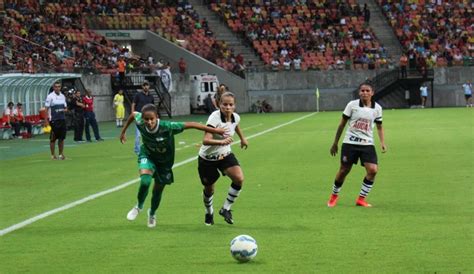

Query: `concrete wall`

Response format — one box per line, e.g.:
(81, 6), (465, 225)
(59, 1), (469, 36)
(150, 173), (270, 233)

(84, 66), (473, 121)
(432, 67), (474, 107)
(245, 67), (474, 111)
(169, 76), (191, 117)
(81, 75), (114, 122)
(246, 70), (377, 111)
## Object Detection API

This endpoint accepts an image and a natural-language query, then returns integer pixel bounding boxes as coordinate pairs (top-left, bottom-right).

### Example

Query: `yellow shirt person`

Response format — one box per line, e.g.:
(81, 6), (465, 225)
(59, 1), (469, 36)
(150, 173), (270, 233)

(114, 90), (125, 127)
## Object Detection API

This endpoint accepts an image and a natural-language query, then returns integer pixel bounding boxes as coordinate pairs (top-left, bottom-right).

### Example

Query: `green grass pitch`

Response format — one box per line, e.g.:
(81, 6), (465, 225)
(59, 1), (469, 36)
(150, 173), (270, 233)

(0, 108), (472, 273)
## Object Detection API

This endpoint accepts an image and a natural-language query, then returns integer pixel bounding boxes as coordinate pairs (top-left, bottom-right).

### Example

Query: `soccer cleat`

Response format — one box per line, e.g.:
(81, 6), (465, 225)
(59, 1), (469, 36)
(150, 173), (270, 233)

(51, 155), (58, 160)
(58, 154), (66, 160)
(327, 194), (339, 207)
(147, 210), (156, 228)
(356, 197), (372, 207)
(205, 213), (214, 226)
(126, 206), (141, 221)
(219, 208), (234, 224)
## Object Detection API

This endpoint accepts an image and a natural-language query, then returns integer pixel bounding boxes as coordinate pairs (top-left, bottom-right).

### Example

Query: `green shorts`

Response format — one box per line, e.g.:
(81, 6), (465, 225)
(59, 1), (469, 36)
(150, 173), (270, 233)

(137, 152), (174, 185)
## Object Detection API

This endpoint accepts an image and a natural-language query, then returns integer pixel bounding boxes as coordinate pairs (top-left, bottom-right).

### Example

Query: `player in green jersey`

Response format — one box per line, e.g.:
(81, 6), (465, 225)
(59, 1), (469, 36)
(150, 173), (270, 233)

(120, 104), (226, 228)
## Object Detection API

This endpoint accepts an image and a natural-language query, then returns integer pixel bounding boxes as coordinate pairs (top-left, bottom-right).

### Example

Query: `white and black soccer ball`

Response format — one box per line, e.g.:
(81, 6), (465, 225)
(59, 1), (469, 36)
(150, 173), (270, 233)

(230, 235), (258, 262)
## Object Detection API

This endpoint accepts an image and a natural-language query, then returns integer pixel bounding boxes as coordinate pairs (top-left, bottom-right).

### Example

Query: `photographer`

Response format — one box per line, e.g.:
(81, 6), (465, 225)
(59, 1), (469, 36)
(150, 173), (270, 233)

(65, 88), (75, 130)
(70, 89), (85, 142)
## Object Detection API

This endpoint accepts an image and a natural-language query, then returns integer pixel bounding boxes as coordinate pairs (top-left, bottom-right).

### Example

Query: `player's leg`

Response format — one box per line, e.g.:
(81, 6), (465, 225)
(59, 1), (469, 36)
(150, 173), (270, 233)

(49, 137), (57, 160)
(126, 170), (152, 221)
(356, 146), (378, 207)
(127, 152), (155, 220)
(89, 112), (102, 140)
(220, 162), (244, 225)
(198, 157), (220, 225)
(147, 167), (174, 227)
(328, 144), (356, 207)
(203, 184), (216, 225)
(148, 183), (165, 228)
(58, 140), (65, 159)
(58, 121), (67, 160)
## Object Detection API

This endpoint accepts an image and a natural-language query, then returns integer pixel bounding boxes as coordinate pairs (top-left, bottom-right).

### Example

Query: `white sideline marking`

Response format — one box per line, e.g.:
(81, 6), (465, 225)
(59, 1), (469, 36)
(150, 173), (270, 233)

(0, 113), (316, 236)
(0, 146), (10, 149)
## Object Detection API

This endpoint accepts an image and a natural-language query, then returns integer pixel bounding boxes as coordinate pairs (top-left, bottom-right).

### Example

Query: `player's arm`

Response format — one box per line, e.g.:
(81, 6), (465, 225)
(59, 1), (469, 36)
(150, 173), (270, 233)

(235, 124), (248, 149)
(330, 116), (348, 156)
(183, 122), (226, 135)
(376, 123), (387, 153)
(119, 112), (137, 144)
(202, 131), (233, 146)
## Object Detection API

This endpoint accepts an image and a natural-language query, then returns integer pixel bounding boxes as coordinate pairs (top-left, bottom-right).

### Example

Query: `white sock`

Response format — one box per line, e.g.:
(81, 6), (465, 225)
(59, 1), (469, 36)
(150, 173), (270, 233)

(223, 183), (242, 210)
(203, 191), (214, 215)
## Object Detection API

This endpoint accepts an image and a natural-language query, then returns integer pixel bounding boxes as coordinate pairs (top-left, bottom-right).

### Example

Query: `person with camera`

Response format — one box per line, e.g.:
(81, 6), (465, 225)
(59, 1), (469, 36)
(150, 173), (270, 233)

(70, 90), (85, 142)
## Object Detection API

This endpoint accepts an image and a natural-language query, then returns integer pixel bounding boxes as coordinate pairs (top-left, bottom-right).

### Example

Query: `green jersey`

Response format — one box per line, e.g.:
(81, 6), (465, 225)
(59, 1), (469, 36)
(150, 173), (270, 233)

(135, 112), (185, 168)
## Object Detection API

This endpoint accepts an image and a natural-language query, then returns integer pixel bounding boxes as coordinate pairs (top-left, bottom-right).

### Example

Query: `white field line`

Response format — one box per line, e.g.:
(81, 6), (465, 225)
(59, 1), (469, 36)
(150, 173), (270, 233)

(0, 112), (316, 236)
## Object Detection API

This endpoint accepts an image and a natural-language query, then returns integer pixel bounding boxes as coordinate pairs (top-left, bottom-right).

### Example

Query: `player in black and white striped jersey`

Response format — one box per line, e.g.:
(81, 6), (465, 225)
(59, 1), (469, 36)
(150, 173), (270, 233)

(328, 82), (387, 208)
(198, 92), (248, 225)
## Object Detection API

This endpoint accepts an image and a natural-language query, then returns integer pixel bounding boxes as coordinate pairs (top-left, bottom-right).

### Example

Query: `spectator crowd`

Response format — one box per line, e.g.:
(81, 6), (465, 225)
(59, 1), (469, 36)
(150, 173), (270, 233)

(380, 0), (473, 68)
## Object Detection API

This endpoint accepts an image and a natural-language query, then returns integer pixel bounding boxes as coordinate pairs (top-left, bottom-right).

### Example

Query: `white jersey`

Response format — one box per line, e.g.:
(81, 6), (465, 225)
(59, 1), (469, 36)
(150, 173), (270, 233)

(199, 110), (240, 161)
(342, 99), (382, 146)
(462, 83), (472, 95)
(45, 92), (67, 121)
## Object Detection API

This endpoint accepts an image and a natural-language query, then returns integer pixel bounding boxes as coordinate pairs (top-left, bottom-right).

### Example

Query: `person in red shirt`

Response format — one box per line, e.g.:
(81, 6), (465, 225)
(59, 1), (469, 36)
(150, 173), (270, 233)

(83, 89), (104, 142)
(12, 102), (32, 138)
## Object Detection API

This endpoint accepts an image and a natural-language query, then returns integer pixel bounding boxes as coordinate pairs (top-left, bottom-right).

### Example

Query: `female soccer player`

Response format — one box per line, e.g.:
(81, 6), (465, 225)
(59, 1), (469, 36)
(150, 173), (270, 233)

(113, 89), (125, 127)
(198, 92), (248, 225)
(120, 104), (226, 228)
(327, 83), (387, 208)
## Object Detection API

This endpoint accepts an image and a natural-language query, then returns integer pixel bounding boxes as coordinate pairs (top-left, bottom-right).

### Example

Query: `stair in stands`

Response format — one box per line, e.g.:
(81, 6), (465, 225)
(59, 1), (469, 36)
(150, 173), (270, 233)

(359, 0), (403, 62)
(189, 0), (264, 69)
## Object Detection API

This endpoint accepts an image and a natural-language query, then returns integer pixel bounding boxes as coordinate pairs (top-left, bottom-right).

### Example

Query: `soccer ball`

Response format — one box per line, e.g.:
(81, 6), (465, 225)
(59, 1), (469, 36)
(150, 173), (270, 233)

(230, 235), (258, 262)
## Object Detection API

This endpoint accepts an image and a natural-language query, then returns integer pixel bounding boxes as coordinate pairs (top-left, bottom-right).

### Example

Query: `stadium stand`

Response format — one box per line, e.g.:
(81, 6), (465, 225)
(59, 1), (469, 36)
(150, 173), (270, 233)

(2, 0), (149, 74)
(1, 1), (402, 75)
(378, 0), (474, 68)
(55, 0), (246, 77)
(1, 0), (246, 77)
(208, 1), (390, 71)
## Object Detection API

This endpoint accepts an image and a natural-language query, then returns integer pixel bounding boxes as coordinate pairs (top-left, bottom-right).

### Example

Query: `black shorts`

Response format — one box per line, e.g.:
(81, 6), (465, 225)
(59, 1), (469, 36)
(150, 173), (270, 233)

(465, 94), (472, 100)
(198, 153), (240, 185)
(341, 143), (377, 166)
(50, 119), (67, 141)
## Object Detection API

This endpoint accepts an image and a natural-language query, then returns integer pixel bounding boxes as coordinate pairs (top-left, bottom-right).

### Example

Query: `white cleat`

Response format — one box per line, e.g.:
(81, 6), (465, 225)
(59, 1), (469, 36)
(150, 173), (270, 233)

(147, 210), (156, 228)
(127, 206), (141, 221)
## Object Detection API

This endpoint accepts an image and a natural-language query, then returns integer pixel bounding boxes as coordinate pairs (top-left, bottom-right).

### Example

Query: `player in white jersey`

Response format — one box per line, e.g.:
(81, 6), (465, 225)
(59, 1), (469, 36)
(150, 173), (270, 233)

(327, 83), (387, 208)
(198, 92), (248, 225)
(462, 81), (472, 107)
